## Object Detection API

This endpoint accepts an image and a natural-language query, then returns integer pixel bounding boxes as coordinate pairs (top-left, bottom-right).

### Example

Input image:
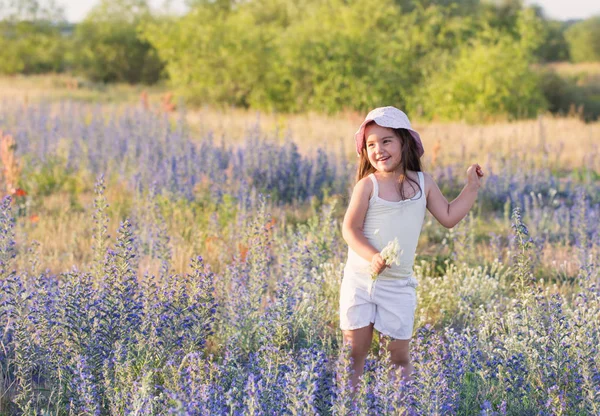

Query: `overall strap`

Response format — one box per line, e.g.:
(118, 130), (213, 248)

(408, 171), (424, 201)
(418, 171), (424, 199)
(368, 173), (378, 200)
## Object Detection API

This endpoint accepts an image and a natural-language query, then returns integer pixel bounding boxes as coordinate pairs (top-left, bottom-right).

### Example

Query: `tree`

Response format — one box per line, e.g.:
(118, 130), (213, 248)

(0, 0), (67, 74)
(143, 0), (477, 113)
(392, 0), (480, 16)
(72, 0), (164, 83)
(565, 16), (600, 63)
(0, 0), (64, 22)
(534, 19), (570, 62)
(418, 8), (547, 121)
(141, 0), (302, 108)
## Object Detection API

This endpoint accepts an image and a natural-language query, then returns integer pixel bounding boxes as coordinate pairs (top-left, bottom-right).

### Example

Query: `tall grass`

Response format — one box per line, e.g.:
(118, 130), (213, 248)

(0, 99), (598, 414)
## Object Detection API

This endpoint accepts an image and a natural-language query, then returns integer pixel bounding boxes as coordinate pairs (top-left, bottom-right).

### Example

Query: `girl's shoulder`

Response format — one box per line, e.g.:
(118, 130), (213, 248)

(420, 170), (433, 183)
(401, 170), (429, 198)
(354, 174), (375, 200)
(420, 171), (434, 198)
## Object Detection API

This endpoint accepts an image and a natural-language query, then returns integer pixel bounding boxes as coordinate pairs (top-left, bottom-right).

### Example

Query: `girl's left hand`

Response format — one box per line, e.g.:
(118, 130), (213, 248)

(467, 163), (484, 187)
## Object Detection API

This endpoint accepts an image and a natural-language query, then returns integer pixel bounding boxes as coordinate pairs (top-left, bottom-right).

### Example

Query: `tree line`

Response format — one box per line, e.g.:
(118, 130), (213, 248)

(1, 0), (599, 121)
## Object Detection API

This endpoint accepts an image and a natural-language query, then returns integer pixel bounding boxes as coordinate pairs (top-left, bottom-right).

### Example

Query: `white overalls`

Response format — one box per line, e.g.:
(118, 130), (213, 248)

(339, 171), (426, 340)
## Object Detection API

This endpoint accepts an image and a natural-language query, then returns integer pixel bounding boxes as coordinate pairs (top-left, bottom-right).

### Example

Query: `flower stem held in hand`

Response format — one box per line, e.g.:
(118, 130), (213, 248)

(371, 229), (402, 280)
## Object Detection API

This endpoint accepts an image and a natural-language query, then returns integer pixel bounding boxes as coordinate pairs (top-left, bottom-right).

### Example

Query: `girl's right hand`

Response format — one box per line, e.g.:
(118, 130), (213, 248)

(371, 252), (389, 276)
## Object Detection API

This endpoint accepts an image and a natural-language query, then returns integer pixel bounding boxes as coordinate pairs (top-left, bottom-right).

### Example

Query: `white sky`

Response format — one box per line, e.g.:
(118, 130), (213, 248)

(59, 0), (600, 23)
(524, 0), (600, 20)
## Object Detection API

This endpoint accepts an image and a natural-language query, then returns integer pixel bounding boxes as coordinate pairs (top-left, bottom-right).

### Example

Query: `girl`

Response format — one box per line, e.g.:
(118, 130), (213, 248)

(339, 106), (484, 392)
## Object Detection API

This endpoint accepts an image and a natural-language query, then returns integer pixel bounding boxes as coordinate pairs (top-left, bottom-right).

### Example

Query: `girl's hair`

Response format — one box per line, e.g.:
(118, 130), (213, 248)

(356, 122), (423, 200)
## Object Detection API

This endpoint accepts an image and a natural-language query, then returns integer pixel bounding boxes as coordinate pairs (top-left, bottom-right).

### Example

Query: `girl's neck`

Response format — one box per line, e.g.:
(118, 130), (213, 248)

(375, 166), (406, 180)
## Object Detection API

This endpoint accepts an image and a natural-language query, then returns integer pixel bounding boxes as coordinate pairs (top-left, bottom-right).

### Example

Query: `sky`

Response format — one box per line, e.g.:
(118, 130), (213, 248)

(524, 0), (600, 20)
(60, 0), (600, 23)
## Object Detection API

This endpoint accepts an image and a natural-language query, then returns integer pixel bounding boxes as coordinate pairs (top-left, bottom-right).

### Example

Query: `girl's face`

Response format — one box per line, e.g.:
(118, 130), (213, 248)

(364, 123), (402, 172)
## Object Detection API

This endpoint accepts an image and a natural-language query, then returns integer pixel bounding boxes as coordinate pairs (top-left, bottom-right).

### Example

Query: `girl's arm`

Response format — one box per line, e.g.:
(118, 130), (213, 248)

(342, 177), (379, 262)
(424, 164), (484, 229)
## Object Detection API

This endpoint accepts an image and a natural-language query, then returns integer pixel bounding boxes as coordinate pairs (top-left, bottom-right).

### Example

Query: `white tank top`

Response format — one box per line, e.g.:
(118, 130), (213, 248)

(345, 171), (426, 279)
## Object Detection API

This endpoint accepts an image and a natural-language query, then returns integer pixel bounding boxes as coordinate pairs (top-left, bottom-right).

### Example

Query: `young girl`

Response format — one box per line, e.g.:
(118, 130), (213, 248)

(340, 106), (484, 391)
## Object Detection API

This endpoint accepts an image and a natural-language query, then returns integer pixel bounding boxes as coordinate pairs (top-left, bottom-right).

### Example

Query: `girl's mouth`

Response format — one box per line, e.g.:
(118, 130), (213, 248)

(378, 156), (390, 162)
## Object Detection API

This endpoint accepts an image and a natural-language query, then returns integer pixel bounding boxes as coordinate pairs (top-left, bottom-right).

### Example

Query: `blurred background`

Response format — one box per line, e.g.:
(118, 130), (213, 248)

(1, 0), (599, 122)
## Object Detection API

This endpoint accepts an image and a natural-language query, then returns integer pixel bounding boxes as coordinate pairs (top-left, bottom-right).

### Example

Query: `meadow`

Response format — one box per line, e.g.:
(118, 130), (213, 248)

(0, 80), (599, 414)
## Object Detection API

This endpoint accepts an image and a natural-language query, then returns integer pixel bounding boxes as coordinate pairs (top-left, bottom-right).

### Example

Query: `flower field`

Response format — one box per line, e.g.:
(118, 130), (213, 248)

(0, 100), (599, 415)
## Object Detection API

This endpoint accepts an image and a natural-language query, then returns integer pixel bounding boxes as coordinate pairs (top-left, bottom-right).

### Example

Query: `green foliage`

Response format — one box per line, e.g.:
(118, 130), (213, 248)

(419, 9), (547, 121)
(534, 19), (570, 62)
(415, 259), (508, 328)
(565, 16), (600, 63)
(144, 0), (479, 114)
(510, 207), (535, 298)
(538, 67), (600, 121)
(478, 0), (524, 31)
(72, 0), (164, 84)
(393, 0), (479, 15)
(269, 0), (411, 113)
(3, 0), (595, 120)
(285, 1), (478, 114)
(0, 196), (17, 272)
(419, 35), (544, 121)
(0, 0), (67, 74)
(141, 0), (297, 108)
(92, 175), (110, 281)
(0, 20), (68, 74)
(143, 0), (555, 120)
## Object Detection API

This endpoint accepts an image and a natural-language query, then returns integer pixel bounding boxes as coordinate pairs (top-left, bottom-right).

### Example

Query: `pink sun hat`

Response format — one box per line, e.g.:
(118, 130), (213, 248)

(354, 106), (424, 157)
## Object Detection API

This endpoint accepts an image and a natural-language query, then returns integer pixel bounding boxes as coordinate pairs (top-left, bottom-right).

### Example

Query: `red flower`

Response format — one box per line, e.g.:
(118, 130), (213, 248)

(14, 188), (27, 197)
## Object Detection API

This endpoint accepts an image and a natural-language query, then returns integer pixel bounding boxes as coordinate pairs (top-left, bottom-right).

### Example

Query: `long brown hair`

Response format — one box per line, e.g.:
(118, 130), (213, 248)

(356, 122), (423, 200)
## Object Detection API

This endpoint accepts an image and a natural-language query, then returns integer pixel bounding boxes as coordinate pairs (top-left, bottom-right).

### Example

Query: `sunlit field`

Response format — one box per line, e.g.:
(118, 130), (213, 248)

(0, 79), (599, 414)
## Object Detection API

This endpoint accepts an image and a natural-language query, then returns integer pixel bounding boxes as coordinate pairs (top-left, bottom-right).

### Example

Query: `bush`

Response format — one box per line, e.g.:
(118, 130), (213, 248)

(538, 68), (600, 121)
(141, 4), (278, 107)
(418, 9), (547, 122)
(419, 34), (546, 122)
(565, 16), (600, 63)
(0, 20), (68, 74)
(534, 19), (570, 62)
(72, 0), (164, 84)
(143, 0), (477, 114)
